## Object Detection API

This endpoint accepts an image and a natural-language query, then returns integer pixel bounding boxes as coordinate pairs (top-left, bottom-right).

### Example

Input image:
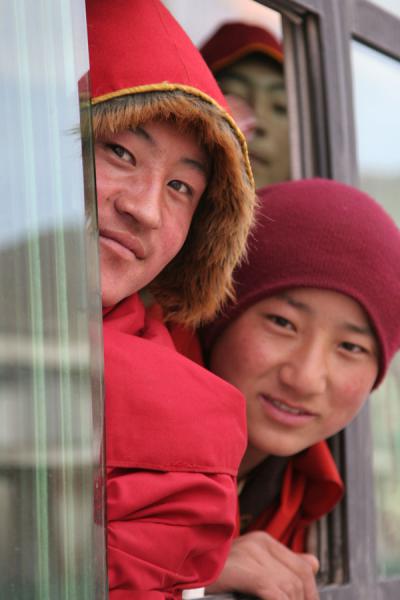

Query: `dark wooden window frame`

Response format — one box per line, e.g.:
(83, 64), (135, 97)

(207, 1), (400, 599)
(266, 1), (400, 598)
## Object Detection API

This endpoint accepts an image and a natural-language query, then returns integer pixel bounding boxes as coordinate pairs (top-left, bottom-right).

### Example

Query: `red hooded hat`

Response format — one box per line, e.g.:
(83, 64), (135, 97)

(86, 0), (256, 326)
(88, 0), (231, 108)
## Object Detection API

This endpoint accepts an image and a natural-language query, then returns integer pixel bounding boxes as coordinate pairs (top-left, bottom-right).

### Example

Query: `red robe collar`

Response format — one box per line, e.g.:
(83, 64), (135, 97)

(103, 294), (174, 348)
(248, 441), (344, 551)
(103, 294), (247, 475)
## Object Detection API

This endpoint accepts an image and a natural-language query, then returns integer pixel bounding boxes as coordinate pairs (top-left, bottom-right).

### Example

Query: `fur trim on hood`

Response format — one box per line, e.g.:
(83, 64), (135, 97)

(92, 89), (256, 327)
(87, 0), (256, 325)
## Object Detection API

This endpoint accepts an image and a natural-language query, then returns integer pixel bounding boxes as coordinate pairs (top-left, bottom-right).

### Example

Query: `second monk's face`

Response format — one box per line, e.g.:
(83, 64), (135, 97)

(209, 287), (379, 475)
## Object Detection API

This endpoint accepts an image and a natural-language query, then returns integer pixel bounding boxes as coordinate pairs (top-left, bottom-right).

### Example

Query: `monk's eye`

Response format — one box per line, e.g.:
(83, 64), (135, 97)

(168, 180), (193, 196)
(267, 314), (295, 331)
(340, 341), (367, 354)
(108, 144), (135, 164)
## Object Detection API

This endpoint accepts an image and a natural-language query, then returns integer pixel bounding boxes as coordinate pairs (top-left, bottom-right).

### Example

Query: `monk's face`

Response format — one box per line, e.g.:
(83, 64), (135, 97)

(217, 55), (290, 187)
(209, 288), (379, 477)
(95, 120), (208, 307)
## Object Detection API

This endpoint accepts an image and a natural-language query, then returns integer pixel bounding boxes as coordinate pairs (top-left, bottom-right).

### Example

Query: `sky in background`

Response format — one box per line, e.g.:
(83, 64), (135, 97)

(352, 40), (400, 175)
(370, 0), (400, 19)
(163, 0), (282, 46)
(0, 1), (89, 248)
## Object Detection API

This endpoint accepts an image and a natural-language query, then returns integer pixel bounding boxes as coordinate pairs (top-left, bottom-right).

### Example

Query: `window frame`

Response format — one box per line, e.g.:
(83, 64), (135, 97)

(199, 2), (400, 598)
(255, 1), (400, 598)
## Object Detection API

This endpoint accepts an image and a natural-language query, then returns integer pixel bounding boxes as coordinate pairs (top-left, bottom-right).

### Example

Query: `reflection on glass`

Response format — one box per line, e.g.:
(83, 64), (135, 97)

(352, 40), (400, 577)
(164, 0), (290, 188)
(370, 0), (400, 19)
(0, 1), (105, 598)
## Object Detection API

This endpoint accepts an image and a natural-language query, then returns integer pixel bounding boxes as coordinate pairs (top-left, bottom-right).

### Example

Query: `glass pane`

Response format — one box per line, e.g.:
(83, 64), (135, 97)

(369, 0), (400, 19)
(352, 40), (400, 578)
(164, 0), (291, 188)
(0, 1), (106, 598)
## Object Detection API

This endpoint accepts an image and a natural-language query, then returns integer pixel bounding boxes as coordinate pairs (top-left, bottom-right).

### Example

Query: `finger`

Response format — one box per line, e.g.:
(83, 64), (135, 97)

(255, 535), (318, 599)
(301, 553), (320, 575)
(294, 557), (319, 600)
(298, 553), (320, 599)
(264, 534), (314, 575)
(232, 533), (318, 600)
(258, 583), (292, 600)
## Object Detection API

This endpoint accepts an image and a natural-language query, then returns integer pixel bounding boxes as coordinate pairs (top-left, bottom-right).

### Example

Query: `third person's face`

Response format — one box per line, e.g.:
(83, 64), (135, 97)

(217, 55), (290, 187)
(209, 288), (379, 476)
(95, 120), (208, 307)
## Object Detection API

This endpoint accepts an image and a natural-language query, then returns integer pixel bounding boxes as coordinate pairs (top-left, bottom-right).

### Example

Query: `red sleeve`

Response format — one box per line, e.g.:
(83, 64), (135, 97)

(107, 468), (237, 599)
(103, 300), (247, 597)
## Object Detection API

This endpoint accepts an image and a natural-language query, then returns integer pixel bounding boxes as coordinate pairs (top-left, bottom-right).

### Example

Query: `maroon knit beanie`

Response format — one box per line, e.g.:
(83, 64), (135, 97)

(201, 179), (400, 388)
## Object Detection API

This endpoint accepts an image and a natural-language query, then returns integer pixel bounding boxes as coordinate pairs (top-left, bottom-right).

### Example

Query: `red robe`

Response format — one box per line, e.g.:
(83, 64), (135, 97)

(171, 324), (344, 553)
(243, 441), (343, 551)
(103, 295), (247, 599)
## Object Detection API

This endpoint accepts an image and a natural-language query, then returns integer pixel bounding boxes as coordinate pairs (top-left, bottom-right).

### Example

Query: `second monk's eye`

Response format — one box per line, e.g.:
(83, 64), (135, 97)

(168, 180), (192, 196)
(267, 314), (294, 330)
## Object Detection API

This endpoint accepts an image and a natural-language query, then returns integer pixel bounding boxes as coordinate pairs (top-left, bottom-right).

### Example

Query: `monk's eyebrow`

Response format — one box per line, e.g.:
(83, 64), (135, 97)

(342, 322), (374, 336)
(130, 126), (155, 144)
(180, 157), (209, 177)
(281, 292), (375, 337)
(129, 129), (208, 176)
(221, 72), (285, 93)
(221, 72), (251, 86)
(280, 292), (312, 313)
(262, 81), (285, 93)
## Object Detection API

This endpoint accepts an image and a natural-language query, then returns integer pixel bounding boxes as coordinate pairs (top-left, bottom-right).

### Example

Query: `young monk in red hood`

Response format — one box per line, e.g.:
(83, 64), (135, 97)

(85, 1), (256, 598)
(173, 179), (400, 599)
